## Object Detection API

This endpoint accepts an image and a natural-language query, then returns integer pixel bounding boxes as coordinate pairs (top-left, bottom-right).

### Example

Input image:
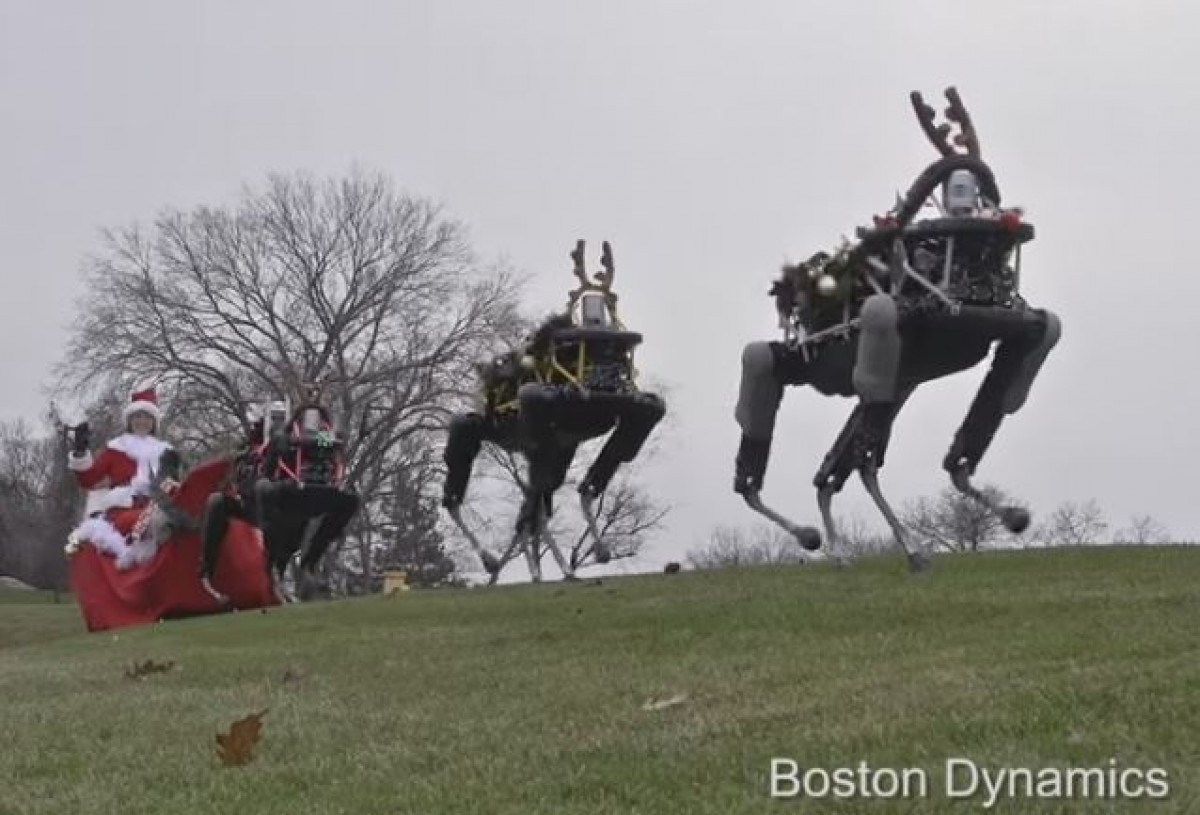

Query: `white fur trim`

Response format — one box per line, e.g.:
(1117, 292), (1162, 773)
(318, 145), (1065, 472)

(67, 451), (94, 471)
(107, 434), (171, 497)
(70, 517), (131, 562)
(107, 433), (169, 458)
(98, 485), (135, 511)
(83, 490), (110, 517)
(117, 534), (160, 570)
(123, 400), (161, 423)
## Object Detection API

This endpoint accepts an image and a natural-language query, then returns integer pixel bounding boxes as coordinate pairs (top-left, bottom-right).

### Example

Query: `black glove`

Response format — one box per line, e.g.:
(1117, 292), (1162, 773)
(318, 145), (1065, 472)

(70, 422), (90, 456)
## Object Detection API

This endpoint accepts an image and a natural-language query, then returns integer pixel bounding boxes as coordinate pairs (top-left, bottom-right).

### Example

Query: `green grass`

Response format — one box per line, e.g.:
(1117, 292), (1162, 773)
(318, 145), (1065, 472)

(0, 588), (79, 650)
(0, 586), (64, 604)
(2, 546), (1198, 814)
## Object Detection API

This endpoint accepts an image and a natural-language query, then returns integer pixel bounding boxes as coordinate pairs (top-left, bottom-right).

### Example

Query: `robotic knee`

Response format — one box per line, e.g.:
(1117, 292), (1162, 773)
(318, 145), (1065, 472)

(735, 341), (785, 437)
(254, 478), (284, 511)
(443, 413), (487, 509)
(630, 391), (667, 425)
(853, 294), (901, 403)
(340, 489), (362, 515)
(253, 478), (272, 500)
(1002, 308), (1062, 415)
(445, 412), (485, 453)
(741, 341), (776, 379)
(448, 411), (485, 435)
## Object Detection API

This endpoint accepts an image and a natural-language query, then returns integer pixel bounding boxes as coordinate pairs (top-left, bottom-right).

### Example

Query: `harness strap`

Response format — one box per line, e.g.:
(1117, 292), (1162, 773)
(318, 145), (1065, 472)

(269, 418), (344, 485)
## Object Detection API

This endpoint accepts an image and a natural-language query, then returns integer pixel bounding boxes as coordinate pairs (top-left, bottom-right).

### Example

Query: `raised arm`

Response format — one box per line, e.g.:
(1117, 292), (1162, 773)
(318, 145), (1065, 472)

(66, 423), (115, 489)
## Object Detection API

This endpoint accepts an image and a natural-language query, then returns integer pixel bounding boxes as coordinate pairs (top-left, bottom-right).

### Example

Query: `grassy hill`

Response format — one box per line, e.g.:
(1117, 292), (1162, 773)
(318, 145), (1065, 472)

(1, 546), (1197, 814)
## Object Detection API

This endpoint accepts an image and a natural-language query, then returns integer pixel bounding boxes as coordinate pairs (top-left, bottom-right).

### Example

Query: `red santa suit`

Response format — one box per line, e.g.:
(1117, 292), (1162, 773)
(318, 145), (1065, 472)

(67, 391), (172, 570)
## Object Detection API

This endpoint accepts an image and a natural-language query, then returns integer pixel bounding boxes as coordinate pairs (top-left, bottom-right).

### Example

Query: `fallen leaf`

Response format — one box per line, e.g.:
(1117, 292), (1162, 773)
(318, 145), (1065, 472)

(125, 659), (176, 680)
(641, 693), (688, 712)
(216, 709), (268, 767)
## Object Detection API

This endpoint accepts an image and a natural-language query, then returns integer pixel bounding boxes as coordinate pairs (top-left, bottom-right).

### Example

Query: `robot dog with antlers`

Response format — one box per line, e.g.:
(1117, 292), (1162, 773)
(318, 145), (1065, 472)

(733, 87), (1061, 571)
(442, 240), (666, 582)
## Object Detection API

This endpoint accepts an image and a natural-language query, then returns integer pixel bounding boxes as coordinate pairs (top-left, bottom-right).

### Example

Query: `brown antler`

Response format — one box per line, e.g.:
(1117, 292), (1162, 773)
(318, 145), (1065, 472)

(942, 86), (981, 158)
(910, 87), (982, 159)
(598, 241), (615, 291)
(570, 239), (590, 288)
(910, 91), (954, 157)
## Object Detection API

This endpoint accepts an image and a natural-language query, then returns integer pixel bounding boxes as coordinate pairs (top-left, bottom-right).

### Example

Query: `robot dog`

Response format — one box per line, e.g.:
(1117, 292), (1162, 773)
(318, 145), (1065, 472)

(733, 87), (1061, 571)
(442, 240), (666, 582)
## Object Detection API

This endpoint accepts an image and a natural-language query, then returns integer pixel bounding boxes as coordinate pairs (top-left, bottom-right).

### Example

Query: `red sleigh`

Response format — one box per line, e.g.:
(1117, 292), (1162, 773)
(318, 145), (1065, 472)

(68, 457), (279, 632)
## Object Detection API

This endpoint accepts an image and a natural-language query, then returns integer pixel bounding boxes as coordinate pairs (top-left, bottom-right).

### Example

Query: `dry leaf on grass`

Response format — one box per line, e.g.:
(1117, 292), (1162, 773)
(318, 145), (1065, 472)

(125, 659), (175, 680)
(641, 693), (688, 711)
(216, 709), (268, 767)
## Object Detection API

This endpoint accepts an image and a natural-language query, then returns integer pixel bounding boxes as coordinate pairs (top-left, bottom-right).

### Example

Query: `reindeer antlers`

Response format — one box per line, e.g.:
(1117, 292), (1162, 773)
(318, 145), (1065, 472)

(910, 86), (982, 159)
(570, 239), (590, 289)
(599, 241), (615, 290)
(568, 239), (614, 292)
(943, 87), (981, 157)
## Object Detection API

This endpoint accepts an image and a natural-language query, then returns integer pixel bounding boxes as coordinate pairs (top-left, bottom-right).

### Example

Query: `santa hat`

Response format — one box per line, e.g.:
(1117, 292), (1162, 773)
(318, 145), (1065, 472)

(122, 387), (161, 424)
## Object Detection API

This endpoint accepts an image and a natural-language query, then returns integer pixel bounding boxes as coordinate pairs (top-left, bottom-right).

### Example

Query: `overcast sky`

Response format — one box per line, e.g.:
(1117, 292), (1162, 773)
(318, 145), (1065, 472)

(2, 0), (1197, 570)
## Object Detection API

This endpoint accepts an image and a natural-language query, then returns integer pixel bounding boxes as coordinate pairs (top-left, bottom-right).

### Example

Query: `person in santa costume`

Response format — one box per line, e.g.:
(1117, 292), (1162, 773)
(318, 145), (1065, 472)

(66, 387), (177, 570)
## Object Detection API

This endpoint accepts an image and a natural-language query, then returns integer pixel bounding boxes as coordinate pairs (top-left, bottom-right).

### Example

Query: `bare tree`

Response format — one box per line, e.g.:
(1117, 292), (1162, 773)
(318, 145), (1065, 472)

(456, 440), (669, 575)
(372, 437), (458, 588)
(686, 512), (894, 570)
(564, 475), (667, 570)
(0, 421), (46, 583)
(0, 421), (54, 511)
(832, 513), (894, 557)
(901, 485), (1024, 553)
(1112, 514), (1171, 546)
(1031, 499), (1109, 547)
(0, 405), (89, 590)
(56, 169), (521, 591)
(0, 510), (41, 585)
(686, 524), (808, 570)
